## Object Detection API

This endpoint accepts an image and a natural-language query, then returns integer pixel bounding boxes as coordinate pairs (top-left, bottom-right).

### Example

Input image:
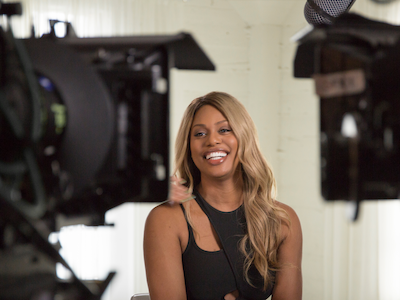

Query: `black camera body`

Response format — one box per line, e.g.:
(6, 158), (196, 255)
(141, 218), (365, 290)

(0, 6), (214, 299)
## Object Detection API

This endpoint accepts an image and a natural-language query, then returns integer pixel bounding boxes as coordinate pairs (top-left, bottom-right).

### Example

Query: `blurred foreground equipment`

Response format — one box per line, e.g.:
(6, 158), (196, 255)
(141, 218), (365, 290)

(0, 4), (215, 299)
(294, 13), (400, 220)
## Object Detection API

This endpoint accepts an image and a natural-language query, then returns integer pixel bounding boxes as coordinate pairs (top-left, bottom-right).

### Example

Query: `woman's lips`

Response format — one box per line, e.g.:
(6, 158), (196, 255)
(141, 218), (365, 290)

(205, 151), (227, 160)
(204, 151), (228, 165)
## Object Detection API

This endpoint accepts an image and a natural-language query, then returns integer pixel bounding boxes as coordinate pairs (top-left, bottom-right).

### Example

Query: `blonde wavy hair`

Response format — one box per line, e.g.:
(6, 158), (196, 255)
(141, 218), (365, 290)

(174, 91), (289, 290)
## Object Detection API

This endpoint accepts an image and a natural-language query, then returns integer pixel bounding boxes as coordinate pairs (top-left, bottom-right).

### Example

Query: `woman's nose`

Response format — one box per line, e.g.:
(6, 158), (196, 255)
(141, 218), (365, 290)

(206, 130), (221, 146)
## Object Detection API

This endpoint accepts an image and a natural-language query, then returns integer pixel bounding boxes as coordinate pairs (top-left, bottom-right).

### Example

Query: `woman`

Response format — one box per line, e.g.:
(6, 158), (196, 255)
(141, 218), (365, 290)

(144, 91), (302, 300)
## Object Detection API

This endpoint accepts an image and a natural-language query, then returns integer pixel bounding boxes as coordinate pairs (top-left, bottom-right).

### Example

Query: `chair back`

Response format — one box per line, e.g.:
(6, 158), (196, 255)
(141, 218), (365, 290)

(131, 293), (150, 300)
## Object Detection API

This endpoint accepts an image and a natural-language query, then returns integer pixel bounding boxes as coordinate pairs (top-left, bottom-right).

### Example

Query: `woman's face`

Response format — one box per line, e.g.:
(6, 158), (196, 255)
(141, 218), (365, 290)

(190, 105), (239, 181)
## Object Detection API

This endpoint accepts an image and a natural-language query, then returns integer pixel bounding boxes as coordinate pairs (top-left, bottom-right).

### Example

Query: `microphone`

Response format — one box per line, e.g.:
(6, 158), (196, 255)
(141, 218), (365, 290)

(304, 0), (356, 25)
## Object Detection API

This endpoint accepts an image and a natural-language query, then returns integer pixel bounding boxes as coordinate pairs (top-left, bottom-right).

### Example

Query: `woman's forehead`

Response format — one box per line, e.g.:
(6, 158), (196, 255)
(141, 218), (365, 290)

(192, 105), (227, 123)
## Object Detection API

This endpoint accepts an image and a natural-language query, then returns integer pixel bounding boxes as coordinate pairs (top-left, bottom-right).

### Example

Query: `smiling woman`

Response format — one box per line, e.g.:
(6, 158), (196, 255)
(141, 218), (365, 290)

(143, 91), (303, 300)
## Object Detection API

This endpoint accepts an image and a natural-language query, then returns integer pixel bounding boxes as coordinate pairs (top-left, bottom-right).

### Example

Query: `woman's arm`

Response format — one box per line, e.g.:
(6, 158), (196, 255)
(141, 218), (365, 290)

(272, 203), (303, 300)
(143, 204), (187, 300)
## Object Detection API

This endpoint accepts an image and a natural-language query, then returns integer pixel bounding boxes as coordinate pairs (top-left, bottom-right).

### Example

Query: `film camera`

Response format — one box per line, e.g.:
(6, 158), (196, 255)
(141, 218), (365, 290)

(0, 2), (214, 299)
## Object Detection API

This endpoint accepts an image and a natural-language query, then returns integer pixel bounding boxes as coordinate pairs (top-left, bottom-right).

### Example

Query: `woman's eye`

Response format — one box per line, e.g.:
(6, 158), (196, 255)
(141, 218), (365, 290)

(220, 128), (232, 133)
(194, 132), (205, 137)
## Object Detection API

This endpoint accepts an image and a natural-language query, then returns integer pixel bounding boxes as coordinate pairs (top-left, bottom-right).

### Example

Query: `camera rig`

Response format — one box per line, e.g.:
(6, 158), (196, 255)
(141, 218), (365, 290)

(0, 2), (215, 299)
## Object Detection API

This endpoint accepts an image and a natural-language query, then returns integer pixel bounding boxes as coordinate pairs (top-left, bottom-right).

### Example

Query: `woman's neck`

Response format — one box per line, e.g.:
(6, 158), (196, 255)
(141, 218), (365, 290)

(197, 175), (244, 211)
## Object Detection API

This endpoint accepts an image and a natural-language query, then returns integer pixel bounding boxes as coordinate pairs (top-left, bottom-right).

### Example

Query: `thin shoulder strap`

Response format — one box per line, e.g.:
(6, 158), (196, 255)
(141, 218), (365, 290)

(179, 204), (194, 248)
(179, 203), (187, 216)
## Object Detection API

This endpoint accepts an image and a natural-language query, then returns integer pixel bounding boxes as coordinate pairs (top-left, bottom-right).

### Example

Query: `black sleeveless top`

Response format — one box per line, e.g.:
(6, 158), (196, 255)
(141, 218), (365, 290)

(181, 190), (274, 300)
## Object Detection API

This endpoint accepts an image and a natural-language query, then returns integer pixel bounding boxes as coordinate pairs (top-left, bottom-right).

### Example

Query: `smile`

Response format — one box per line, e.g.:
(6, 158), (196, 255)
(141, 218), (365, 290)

(205, 151), (227, 160)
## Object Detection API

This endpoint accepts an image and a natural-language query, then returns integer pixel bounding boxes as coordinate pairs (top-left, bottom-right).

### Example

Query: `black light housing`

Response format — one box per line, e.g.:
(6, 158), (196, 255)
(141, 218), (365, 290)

(294, 13), (400, 219)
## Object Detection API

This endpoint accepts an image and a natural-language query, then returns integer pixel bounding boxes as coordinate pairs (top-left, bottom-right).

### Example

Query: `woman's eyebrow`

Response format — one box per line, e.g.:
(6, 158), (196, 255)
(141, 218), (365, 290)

(216, 120), (228, 125)
(192, 123), (205, 128)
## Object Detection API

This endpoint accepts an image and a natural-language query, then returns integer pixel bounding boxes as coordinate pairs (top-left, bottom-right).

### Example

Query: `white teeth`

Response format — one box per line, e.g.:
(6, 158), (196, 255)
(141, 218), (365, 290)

(206, 152), (227, 160)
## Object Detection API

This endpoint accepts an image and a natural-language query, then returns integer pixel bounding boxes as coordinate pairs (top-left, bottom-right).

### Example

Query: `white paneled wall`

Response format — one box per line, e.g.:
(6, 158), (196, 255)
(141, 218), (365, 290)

(7, 0), (400, 299)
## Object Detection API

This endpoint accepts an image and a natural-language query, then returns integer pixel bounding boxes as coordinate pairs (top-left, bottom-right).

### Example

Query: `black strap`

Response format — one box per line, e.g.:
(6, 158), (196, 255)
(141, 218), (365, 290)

(179, 204), (194, 246)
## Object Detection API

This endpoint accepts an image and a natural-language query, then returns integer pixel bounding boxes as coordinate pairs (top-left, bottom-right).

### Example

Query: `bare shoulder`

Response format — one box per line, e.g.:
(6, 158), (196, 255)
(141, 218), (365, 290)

(274, 201), (302, 241)
(275, 201), (300, 219)
(145, 202), (185, 234)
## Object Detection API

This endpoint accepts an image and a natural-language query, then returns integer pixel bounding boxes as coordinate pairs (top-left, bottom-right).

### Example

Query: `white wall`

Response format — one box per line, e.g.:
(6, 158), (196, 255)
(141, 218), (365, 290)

(8, 0), (400, 299)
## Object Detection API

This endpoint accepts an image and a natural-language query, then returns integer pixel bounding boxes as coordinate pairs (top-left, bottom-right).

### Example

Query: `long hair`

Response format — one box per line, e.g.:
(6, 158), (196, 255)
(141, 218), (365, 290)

(174, 91), (289, 290)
